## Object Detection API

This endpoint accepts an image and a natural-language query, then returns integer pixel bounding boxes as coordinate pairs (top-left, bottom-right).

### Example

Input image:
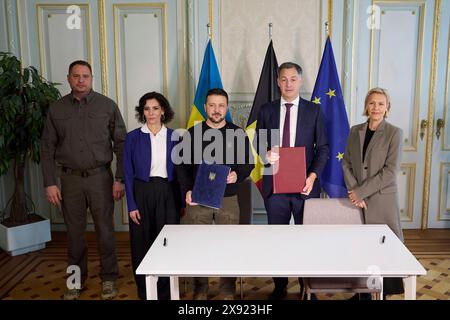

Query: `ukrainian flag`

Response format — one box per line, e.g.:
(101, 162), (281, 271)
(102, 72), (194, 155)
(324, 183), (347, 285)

(187, 40), (232, 128)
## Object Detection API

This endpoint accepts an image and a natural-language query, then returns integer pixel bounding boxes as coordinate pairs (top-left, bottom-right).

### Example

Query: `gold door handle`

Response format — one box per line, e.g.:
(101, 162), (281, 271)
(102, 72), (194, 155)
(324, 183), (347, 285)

(436, 119), (444, 140)
(420, 120), (428, 141)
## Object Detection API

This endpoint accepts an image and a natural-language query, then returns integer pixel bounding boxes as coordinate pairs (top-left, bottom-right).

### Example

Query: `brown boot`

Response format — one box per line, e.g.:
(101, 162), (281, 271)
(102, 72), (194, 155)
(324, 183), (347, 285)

(101, 281), (118, 300)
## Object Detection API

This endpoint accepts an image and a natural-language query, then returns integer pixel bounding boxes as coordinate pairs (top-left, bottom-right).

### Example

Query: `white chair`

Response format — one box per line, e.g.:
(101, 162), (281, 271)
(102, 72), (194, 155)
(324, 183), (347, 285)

(302, 198), (382, 300)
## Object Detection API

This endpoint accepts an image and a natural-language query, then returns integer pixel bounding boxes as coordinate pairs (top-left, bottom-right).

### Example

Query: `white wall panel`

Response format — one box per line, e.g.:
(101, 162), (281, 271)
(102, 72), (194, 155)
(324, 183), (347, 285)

(0, 0), (8, 52)
(442, 13), (450, 151)
(37, 5), (91, 94)
(398, 165), (415, 222)
(373, 7), (422, 151)
(439, 163), (450, 221)
(220, 0), (323, 97)
(2, 0), (20, 56)
(114, 7), (165, 131)
(354, 0), (436, 229)
(0, 1), (9, 212)
(428, 0), (450, 228)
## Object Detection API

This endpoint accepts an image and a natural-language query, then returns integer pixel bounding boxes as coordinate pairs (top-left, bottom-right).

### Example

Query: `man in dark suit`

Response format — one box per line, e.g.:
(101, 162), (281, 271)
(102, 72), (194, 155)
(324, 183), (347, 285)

(255, 62), (329, 300)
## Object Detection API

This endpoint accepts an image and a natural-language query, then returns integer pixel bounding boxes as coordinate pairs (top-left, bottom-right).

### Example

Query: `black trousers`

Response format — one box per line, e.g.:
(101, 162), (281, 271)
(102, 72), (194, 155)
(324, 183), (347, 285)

(129, 178), (179, 300)
(264, 193), (306, 291)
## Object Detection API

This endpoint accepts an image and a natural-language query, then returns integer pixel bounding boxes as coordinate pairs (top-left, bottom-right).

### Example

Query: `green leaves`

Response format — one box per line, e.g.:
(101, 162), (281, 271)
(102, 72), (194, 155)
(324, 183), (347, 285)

(23, 68), (30, 84)
(0, 52), (61, 176)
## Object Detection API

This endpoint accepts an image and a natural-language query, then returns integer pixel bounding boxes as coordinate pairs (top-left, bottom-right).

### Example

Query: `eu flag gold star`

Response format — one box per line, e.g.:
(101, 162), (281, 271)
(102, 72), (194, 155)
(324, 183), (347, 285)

(326, 89), (336, 98)
(312, 97), (321, 104)
(336, 152), (344, 161)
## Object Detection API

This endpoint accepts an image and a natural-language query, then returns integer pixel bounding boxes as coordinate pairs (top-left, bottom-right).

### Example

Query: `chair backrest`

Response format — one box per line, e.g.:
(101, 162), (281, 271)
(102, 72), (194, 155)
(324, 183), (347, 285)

(237, 178), (252, 224)
(303, 198), (364, 225)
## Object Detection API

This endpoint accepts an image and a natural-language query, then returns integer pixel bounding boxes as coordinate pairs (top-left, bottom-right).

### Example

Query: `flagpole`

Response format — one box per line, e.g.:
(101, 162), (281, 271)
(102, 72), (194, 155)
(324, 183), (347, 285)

(207, 23), (212, 40)
(325, 22), (330, 38)
(268, 23), (273, 41)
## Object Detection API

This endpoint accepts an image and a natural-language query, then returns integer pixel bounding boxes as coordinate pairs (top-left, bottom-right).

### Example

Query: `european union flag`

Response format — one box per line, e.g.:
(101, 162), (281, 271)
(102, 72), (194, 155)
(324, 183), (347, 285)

(311, 37), (350, 198)
(187, 40), (232, 128)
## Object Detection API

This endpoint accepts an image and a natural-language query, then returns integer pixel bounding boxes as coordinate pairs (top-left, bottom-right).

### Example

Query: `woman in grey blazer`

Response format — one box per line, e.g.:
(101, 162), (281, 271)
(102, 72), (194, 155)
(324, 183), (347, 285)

(342, 87), (404, 298)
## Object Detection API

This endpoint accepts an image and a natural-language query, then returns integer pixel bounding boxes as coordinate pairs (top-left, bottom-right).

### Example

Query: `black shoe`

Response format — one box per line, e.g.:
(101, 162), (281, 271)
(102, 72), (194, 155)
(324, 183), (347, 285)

(347, 293), (372, 301)
(347, 294), (360, 301)
(268, 287), (287, 300)
(360, 293), (372, 300)
(310, 293), (318, 300)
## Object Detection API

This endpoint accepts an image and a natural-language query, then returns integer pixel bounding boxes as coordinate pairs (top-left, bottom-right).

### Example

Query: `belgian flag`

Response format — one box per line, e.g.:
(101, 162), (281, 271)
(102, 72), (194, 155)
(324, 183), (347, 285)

(245, 41), (280, 192)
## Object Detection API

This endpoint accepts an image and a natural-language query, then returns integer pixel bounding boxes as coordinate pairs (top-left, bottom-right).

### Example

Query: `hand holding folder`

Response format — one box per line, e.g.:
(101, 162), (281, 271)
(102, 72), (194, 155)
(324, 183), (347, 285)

(191, 163), (231, 209)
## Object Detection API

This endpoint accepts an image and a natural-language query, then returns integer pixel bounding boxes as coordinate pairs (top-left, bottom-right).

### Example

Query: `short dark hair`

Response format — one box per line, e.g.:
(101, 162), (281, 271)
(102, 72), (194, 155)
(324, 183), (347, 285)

(278, 62), (302, 76)
(135, 91), (174, 124)
(205, 88), (229, 105)
(68, 60), (92, 75)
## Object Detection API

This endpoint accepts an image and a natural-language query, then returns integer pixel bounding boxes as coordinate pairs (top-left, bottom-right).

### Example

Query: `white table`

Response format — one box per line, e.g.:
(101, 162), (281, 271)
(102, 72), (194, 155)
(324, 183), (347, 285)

(136, 224), (426, 300)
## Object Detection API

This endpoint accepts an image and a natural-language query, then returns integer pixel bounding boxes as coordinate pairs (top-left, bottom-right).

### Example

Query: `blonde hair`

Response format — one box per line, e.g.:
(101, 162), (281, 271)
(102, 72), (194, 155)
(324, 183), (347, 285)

(363, 87), (391, 118)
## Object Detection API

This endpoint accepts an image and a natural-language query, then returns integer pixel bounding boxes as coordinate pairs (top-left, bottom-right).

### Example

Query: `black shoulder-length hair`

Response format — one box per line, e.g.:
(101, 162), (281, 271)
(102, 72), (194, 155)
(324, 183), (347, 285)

(135, 92), (175, 124)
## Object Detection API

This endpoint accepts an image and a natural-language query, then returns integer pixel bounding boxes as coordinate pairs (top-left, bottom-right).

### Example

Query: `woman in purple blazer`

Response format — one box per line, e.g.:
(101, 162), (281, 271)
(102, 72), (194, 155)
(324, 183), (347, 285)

(123, 92), (181, 300)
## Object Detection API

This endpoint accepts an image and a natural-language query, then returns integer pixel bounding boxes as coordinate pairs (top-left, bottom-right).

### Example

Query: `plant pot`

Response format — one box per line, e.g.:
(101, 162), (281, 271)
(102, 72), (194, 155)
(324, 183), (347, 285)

(0, 215), (51, 256)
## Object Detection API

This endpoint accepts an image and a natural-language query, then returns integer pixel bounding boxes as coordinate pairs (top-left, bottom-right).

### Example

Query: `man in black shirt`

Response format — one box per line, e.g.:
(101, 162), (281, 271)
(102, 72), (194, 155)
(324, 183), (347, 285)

(175, 88), (253, 300)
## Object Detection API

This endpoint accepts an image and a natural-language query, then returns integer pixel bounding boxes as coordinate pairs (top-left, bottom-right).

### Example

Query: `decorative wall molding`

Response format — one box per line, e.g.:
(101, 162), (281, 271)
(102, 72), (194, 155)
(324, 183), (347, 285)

(229, 103), (252, 129)
(6, 0), (17, 54)
(399, 164), (416, 222)
(370, 1), (426, 153)
(438, 163), (450, 221)
(219, 0), (323, 95)
(422, 0), (442, 229)
(98, 0), (108, 96)
(36, 4), (92, 93)
(113, 3), (168, 131)
(442, 17), (450, 151)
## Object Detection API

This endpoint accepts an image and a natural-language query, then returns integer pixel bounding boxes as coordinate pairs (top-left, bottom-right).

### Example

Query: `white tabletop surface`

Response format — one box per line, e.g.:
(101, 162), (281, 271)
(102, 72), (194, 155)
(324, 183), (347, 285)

(136, 224), (426, 278)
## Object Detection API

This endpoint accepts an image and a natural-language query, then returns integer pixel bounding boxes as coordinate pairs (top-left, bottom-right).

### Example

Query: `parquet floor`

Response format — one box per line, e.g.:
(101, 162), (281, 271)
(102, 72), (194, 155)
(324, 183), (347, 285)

(1, 230), (449, 300)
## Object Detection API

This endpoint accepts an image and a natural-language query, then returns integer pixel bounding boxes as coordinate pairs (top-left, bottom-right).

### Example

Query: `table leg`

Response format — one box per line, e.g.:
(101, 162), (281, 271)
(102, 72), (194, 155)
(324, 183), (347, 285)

(403, 276), (417, 300)
(145, 275), (158, 300)
(170, 276), (180, 300)
(380, 277), (383, 300)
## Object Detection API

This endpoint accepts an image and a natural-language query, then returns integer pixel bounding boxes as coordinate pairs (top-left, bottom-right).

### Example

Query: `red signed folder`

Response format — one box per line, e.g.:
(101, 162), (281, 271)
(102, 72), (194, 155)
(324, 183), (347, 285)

(273, 147), (306, 194)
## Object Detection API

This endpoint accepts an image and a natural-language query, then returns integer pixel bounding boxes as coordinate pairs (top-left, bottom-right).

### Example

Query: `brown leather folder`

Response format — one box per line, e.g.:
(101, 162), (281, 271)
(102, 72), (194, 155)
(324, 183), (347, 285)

(273, 147), (306, 194)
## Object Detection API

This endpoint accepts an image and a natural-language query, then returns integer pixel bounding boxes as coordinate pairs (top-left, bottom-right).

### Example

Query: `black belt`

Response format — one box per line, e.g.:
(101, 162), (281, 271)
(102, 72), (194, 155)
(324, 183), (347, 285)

(61, 165), (109, 178)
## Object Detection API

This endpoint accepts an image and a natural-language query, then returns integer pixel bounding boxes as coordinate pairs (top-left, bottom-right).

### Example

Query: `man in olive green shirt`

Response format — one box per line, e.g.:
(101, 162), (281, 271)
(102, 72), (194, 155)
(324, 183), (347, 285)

(40, 60), (127, 300)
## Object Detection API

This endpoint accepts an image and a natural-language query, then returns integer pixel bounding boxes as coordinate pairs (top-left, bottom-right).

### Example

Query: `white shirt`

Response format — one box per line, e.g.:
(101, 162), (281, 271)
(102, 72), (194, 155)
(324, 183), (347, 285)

(140, 125), (168, 178)
(279, 96), (300, 147)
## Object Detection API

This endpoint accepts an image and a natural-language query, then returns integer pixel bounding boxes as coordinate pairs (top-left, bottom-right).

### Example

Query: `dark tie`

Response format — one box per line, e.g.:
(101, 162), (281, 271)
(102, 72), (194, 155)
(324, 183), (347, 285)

(282, 103), (293, 147)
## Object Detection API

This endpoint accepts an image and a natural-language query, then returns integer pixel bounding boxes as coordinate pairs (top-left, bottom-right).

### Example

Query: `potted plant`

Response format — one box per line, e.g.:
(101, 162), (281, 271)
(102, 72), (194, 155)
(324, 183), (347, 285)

(0, 52), (61, 256)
